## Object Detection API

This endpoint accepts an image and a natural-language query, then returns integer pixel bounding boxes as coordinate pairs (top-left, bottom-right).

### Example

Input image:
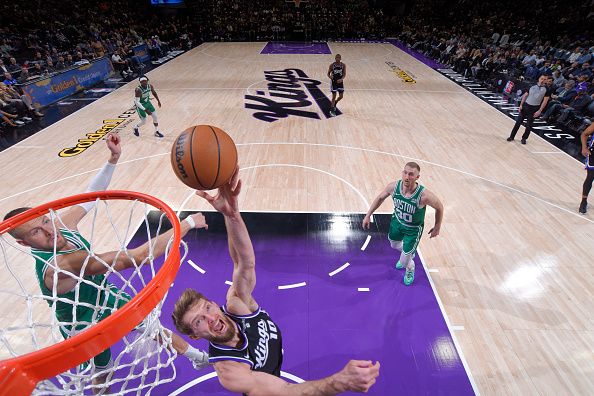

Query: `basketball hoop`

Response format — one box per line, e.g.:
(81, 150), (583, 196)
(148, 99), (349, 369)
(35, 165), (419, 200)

(0, 191), (184, 395)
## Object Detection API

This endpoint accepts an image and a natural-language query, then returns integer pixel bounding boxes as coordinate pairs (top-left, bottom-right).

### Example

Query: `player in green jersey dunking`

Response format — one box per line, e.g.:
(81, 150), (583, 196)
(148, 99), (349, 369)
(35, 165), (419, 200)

(133, 76), (164, 138)
(3, 133), (209, 393)
(362, 162), (444, 286)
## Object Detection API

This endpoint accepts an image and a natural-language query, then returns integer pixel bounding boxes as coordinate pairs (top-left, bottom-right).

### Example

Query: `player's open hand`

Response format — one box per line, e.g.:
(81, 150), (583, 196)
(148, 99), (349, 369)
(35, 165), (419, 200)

(336, 360), (380, 393)
(195, 167), (241, 216)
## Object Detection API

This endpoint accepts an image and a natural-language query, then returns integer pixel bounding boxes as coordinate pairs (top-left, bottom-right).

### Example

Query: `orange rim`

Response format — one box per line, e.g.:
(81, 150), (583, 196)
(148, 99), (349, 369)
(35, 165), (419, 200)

(0, 190), (181, 395)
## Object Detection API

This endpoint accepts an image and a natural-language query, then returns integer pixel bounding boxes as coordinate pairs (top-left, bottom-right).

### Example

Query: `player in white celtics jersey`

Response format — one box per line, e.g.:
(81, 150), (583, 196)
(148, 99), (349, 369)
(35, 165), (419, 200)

(133, 76), (164, 138)
(363, 162), (444, 286)
(3, 133), (210, 392)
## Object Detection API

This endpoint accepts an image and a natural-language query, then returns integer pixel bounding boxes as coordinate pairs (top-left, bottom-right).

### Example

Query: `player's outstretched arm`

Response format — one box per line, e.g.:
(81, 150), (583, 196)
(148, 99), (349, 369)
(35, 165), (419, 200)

(49, 214), (207, 293)
(61, 132), (122, 229)
(362, 182), (396, 230)
(196, 168), (257, 311)
(215, 359), (380, 396)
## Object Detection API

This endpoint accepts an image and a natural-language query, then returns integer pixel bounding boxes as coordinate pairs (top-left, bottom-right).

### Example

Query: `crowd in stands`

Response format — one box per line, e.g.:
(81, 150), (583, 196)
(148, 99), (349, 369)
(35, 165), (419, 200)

(187, 0), (387, 42)
(397, 0), (594, 133)
(2, 0), (593, 147)
(0, 0), (198, 148)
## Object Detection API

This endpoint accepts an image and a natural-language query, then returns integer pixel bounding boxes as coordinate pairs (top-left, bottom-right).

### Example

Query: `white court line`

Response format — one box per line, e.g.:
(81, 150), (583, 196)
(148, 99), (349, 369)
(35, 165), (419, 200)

(278, 282), (306, 290)
(451, 325), (465, 331)
(531, 151), (566, 154)
(176, 193), (196, 217)
(328, 262), (350, 277)
(244, 79), (268, 96)
(177, 163), (372, 219)
(187, 259), (206, 274)
(168, 371), (218, 396)
(165, 87), (462, 94)
(236, 142), (594, 224)
(168, 370), (304, 396)
(427, 268), (439, 273)
(357, 287), (370, 292)
(159, 87), (253, 91)
(172, 208), (390, 215)
(3, 142), (590, 227)
(241, 163), (370, 208)
(361, 235), (371, 251)
(224, 280), (233, 286)
(417, 250), (480, 395)
(0, 152), (167, 203)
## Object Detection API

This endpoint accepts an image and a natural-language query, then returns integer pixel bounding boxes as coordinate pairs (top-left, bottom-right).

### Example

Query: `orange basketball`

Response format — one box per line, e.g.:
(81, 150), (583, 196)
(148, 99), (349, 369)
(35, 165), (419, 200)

(170, 125), (238, 190)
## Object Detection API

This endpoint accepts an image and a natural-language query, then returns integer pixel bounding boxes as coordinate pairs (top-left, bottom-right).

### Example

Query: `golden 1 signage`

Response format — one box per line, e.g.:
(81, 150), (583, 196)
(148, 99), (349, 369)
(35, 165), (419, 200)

(386, 61), (416, 83)
(58, 108), (136, 157)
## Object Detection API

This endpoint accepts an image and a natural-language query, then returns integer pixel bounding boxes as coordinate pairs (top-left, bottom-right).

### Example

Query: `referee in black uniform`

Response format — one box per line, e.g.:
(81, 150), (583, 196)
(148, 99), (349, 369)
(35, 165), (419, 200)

(507, 74), (551, 144)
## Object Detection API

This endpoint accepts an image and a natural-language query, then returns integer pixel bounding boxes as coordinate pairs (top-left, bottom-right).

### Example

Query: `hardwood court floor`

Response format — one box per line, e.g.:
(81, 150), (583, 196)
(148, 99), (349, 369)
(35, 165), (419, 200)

(0, 42), (592, 395)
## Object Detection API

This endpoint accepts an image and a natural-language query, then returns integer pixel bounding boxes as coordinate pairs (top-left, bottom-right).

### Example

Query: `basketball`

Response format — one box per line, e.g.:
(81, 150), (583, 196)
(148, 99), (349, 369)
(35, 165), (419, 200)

(170, 125), (238, 190)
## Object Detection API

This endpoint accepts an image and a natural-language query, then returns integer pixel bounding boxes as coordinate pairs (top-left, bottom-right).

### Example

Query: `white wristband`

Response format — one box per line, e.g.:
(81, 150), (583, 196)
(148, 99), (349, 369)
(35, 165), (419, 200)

(185, 216), (196, 228)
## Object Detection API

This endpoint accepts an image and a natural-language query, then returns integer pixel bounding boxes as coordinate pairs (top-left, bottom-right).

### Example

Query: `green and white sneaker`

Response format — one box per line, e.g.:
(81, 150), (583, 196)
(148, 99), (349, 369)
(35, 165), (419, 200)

(395, 260), (404, 269)
(404, 268), (415, 286)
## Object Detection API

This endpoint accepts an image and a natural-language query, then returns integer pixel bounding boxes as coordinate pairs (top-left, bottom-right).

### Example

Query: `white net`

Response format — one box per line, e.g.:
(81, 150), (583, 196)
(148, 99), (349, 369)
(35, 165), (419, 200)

(0, 196), (187, 395)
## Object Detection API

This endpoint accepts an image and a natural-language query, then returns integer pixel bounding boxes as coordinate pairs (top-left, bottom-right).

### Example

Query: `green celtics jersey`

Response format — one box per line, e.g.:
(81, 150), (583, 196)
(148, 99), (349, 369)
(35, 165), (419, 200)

(31, 229), (109, 324)
(392, 180), (426, 227)
(138, 83), (152, 103)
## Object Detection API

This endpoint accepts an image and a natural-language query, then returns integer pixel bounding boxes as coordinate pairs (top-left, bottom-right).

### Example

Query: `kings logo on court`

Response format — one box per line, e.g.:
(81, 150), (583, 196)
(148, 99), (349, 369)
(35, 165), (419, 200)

(245, 68), (340, 122)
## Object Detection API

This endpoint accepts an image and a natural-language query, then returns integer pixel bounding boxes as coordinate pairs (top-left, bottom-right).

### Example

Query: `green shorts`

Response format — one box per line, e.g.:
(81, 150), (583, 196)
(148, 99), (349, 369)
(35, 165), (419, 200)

(59, 283), (132, 369)
(388, 215), (424, 255)
(136, 100), (155, 118)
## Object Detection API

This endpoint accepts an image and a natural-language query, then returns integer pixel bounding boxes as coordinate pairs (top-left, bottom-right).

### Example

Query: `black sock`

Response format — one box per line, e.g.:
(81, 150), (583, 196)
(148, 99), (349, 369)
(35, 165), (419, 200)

(581, 197), (587, 203)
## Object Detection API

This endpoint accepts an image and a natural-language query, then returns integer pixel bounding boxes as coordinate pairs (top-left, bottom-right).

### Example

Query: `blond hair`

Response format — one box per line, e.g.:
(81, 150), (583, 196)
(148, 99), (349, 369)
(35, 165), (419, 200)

(172, 288), (207, 335)
(405, 161), (421, 172)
